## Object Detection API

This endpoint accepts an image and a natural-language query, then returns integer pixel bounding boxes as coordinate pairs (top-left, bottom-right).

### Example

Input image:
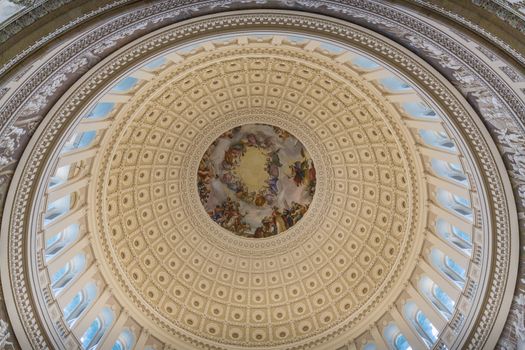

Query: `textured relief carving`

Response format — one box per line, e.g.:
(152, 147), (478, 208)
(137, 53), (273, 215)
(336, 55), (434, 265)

(0, 2), (516, 350)
(0, 319), (13, 350)
(93, 43), (419, 346)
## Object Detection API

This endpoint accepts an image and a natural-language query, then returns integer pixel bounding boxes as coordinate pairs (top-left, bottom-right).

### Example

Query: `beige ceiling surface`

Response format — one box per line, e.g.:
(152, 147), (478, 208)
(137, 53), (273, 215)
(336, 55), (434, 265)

(92, 40), (423, 347)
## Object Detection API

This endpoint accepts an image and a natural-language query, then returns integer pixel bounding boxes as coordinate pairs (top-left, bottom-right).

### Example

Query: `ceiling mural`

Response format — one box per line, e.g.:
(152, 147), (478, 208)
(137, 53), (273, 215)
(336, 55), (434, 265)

(198, 123), (315, 237)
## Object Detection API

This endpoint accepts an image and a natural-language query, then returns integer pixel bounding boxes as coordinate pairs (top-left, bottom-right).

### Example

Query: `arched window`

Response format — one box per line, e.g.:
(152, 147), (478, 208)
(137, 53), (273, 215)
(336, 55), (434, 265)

(419, 130), (456, 151)
(404, 302), (439, 347)
(48, 164), (72, 189)
(430, 248), (466, 287)
(419, 276), (455, 319)
(384, 324), (412, 350)
(111, 76), (139, 93)
(394, 334), (411, 350)
(435, 218), (472, 254)
(431, 159), (468, 185)
(401, 102), (438, 120)
(45, 223), (80, 261)
(351, 56), (380, 69)
(436, 189), (473, 221)
(63, 282), (97, 326)
(380, 77), (412, 92)
(61, 130), (97, 153)
(143, 57), (167, 70)
(51, 253), (86, 294)
(44, 193), (75, 225)
(80, 307), (114, 349)
(85, 102), (114, 119)
(112, 329), (135, 350)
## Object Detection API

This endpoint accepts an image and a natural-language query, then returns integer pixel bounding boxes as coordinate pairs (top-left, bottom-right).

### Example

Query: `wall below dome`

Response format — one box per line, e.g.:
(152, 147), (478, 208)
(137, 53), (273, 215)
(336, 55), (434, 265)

(0, 1), (524, 350)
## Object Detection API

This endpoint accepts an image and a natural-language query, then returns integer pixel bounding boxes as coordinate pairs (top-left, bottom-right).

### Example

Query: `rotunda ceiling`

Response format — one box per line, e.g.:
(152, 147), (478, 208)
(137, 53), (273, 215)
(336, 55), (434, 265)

(93, 36), (422, 347)
(0, 7), (518, 350)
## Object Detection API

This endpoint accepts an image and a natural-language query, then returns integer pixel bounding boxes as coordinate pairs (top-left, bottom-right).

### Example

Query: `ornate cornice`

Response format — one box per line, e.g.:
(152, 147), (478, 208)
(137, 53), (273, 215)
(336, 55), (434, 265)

(0, 2), (522, 350)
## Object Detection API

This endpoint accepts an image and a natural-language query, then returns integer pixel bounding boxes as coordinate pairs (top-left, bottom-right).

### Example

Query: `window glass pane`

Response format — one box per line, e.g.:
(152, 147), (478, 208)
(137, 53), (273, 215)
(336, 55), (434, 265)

(44, 195), (72, 225)
(112, 77), (139, 92)
(112, 340), (124, 350)
(144, 57), (167, 70)
(45, 233), (62, 249)
(319, 42), (345, 53)
(416, 311), (439, 343)
(80, 318), (101, 348)
(51, 264), (69, 284)
(445, 256), (466, 279)
(380, 77), (412, 91)
(49, 165), (71, 188)
(431, 159), (467, 184)
(351, 56), (380, 69)
(419, 130), (456, 151)
(45, 224), (80, 260)
(63, 291), (83, 319)
(452, 226), (471, 243)
(76, 131), (97, 149)
(394, 334), (412, 350)
(433, 285), (455, 313)
(86, 103), (114, 119)
(402, 102), (438, 119)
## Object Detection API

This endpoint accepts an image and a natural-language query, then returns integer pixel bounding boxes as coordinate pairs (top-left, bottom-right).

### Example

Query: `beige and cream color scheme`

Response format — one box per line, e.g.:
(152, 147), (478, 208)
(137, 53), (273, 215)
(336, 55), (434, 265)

(94, 37), (421, 347)
(1, 7), (518, 350)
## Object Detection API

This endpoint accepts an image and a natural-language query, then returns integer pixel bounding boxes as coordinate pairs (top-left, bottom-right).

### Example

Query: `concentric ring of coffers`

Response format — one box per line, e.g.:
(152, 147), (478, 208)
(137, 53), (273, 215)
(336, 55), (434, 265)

(96, 39), (420, 346)
(29, 28), (486, 350)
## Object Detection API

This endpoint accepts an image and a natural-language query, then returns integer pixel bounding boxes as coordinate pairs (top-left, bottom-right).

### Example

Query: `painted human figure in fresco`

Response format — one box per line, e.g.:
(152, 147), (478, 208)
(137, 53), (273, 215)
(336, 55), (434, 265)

(289, 159), (309, 186)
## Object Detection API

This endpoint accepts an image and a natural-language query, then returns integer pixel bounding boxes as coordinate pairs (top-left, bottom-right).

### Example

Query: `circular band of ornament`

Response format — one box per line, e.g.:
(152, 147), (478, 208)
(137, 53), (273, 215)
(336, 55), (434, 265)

(0, 8), (516, 350)
(182, 111), (331, 256)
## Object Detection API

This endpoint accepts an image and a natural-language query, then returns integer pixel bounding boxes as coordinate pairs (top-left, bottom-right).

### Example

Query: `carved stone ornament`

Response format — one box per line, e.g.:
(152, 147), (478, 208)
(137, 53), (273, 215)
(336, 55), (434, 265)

(0, 2), (521, 350)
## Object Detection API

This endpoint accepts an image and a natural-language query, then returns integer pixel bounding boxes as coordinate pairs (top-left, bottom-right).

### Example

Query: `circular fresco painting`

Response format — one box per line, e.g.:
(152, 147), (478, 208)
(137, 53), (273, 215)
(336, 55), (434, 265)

(198, 124), (316, 238)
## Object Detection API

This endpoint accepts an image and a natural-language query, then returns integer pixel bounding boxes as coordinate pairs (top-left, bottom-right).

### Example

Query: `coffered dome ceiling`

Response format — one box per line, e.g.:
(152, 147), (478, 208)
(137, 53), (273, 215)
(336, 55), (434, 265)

(95, 37), (421, 347)
(0, 3), (522, 350)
